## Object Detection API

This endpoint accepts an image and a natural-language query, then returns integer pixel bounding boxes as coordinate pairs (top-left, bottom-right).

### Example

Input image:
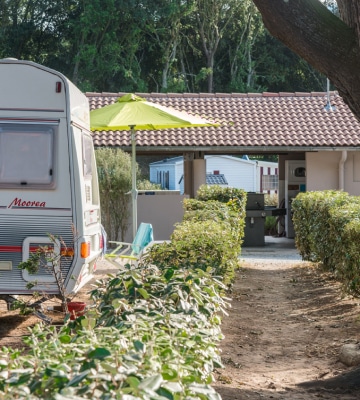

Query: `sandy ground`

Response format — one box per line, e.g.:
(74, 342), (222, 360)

(1, 237), (360, 399)
(0, 259), (119, 348)
(214, 237), (360, 399)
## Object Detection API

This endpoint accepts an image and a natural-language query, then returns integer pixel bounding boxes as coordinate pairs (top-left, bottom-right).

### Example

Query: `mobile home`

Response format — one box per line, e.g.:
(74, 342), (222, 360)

(0, 59), (103, 308)
(150, 155), (278, 194)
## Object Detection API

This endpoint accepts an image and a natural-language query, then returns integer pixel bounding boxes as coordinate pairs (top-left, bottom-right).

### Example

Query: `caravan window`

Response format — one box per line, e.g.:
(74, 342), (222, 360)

(0, 123), (55, 187)
(82, 134), (94, 178)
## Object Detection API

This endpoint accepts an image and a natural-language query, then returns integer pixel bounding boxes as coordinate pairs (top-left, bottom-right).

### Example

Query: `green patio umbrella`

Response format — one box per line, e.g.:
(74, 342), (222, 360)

(90, 93), (219, 239)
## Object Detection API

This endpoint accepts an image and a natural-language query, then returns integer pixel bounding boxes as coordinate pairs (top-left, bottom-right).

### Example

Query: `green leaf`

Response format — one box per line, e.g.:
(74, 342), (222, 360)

(100, 362), (118, 375)
(59, 335), (72, 344)
(188, 383), (219, 395)
(163, 269), (175, 281)
(156, 387), (174, 400)
(138, 374), (163, 391)
(161, 367), (178, 381)
(66, 370), (90, 387)
(126, 376), (140, 388)
(133, 340), (146, 352)
(162, 381), (183, 393)
(7, 373), (32, 386)
(81, 317), (96, 330)
(45, 367), (66, 378)
(87, 348), (111, 360)
(137, 287), (150, 299)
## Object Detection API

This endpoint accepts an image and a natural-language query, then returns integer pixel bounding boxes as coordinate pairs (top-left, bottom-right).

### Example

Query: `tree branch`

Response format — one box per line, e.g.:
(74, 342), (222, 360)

(252, 0), (360, 119)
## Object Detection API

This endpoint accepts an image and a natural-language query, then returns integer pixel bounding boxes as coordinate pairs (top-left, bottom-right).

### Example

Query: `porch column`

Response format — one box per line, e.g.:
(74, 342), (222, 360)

(183, 152), (194, 197)
(193, 157), (206, 196)
(183, 152), (206, 198)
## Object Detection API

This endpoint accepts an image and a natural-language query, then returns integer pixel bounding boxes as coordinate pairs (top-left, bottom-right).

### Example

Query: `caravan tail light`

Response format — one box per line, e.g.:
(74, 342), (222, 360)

(55, 81), (62, 93)
(81, 242), (90, 258)
(61, 248), (75, 257)
(99, 233), (104, 250)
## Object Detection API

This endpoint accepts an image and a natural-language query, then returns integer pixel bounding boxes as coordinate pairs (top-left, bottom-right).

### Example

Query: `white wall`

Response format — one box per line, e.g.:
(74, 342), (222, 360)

(206, 155), (256, 191)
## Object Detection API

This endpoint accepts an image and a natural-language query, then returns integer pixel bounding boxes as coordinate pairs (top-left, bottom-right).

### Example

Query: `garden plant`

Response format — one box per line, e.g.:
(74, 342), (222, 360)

(0, 185), (245, 399)
(292, 190), (360, 295)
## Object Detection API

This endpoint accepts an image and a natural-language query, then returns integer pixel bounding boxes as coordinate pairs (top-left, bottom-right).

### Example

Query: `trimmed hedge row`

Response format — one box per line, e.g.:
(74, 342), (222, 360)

(0, 185), (246, 399)
(146, 185), (246, 285)
(292, 191), (360, 295)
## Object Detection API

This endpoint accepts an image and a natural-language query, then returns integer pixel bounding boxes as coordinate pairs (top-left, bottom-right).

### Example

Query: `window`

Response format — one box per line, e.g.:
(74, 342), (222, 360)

(82, 134), (93, 178)
(156, 170), (169, 189)
(262, 174), (278, 191)
(294, 167), (306, 177)
(0, 123), (55, 187)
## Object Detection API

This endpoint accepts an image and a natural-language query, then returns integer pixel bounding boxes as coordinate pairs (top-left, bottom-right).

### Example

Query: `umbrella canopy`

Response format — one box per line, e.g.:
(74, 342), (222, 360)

(90, 93), (218, 131)
(90, 93), (219, 239)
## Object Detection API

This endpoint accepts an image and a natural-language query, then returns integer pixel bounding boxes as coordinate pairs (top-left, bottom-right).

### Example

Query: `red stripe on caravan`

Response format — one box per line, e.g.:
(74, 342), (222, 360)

(0, 246), (52, 252)
(0, 246), (22, 252)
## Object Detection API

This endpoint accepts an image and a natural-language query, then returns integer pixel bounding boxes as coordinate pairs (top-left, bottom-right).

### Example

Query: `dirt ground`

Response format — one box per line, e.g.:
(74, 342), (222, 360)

(1, 241), (360, 399)
(214, 244), (360, 400)
(0, 259), (119, 348)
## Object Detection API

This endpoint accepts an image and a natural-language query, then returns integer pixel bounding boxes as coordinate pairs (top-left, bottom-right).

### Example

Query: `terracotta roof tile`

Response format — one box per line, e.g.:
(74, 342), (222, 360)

(87, 92), (360, 151)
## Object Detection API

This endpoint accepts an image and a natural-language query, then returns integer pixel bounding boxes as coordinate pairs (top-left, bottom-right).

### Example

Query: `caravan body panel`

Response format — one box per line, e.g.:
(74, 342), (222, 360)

(0, 59), (102, 298)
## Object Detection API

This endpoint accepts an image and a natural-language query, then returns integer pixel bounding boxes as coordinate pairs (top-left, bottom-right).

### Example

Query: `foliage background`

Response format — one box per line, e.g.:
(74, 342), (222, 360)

(0, 0), (330, 94)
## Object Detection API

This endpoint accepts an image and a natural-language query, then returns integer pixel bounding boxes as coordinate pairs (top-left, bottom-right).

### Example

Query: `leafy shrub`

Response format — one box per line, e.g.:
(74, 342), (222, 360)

(96, 148), (160, 242)
(264, 193), (278, 207)
(0, 185), (244, 399)
(183, 199), (244, 244)
(147, 186), (246, 286)
(292, 190), (350, 268)
(146, 220), (239, 285)
(292, 190), (360, 296)
(0, 263), (227, 399)
(96, 148), (132, 242)
(328, 199), (360, 295)
(196, 185), (246, 217)
(265, 216), (277, 236)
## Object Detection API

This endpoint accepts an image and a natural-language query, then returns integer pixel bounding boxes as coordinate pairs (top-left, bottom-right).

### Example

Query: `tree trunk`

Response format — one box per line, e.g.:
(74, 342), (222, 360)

(337, 1), (360, 45)
(252, 0), (360, 121)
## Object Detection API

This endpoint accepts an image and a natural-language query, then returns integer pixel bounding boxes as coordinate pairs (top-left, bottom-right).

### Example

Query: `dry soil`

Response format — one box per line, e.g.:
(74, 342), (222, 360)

(214, 238), (360, 399)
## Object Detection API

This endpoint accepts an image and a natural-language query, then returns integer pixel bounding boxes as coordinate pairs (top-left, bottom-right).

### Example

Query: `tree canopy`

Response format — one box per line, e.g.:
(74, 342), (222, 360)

(0, 0), (327, 94)
(252, 0), (360, 120)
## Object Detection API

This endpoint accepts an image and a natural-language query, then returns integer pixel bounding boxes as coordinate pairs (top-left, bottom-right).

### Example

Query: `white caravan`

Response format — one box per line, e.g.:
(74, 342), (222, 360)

(0, 59), (103, 308)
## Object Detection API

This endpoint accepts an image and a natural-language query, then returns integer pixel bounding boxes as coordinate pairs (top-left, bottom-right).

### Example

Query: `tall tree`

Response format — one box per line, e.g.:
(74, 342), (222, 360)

(0, 0), (69, 62)
(252, 0), (360, 120)
(64, 0), (148, 92)
(193, 0), (241, 92)
(217, 0), (267, 92)
(142, 0), (196, 92)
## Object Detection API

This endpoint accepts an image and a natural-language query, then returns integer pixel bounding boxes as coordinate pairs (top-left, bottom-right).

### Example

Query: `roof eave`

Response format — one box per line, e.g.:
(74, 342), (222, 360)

(94, 145), (360, 153)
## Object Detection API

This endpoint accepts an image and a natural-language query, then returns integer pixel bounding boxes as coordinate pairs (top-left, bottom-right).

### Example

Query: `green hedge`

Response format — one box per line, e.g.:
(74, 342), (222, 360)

(195, 185), (246, 219)
(146, 185), (246, 285)
(0, 185), (247, 399)
(292, 191), (360, 295)
(328, 199), (360, 295)
(292, 191), (350, 267)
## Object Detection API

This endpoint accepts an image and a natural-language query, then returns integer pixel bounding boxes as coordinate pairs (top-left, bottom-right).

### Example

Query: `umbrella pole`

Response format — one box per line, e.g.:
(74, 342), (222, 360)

(131, 126), (137, 240)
